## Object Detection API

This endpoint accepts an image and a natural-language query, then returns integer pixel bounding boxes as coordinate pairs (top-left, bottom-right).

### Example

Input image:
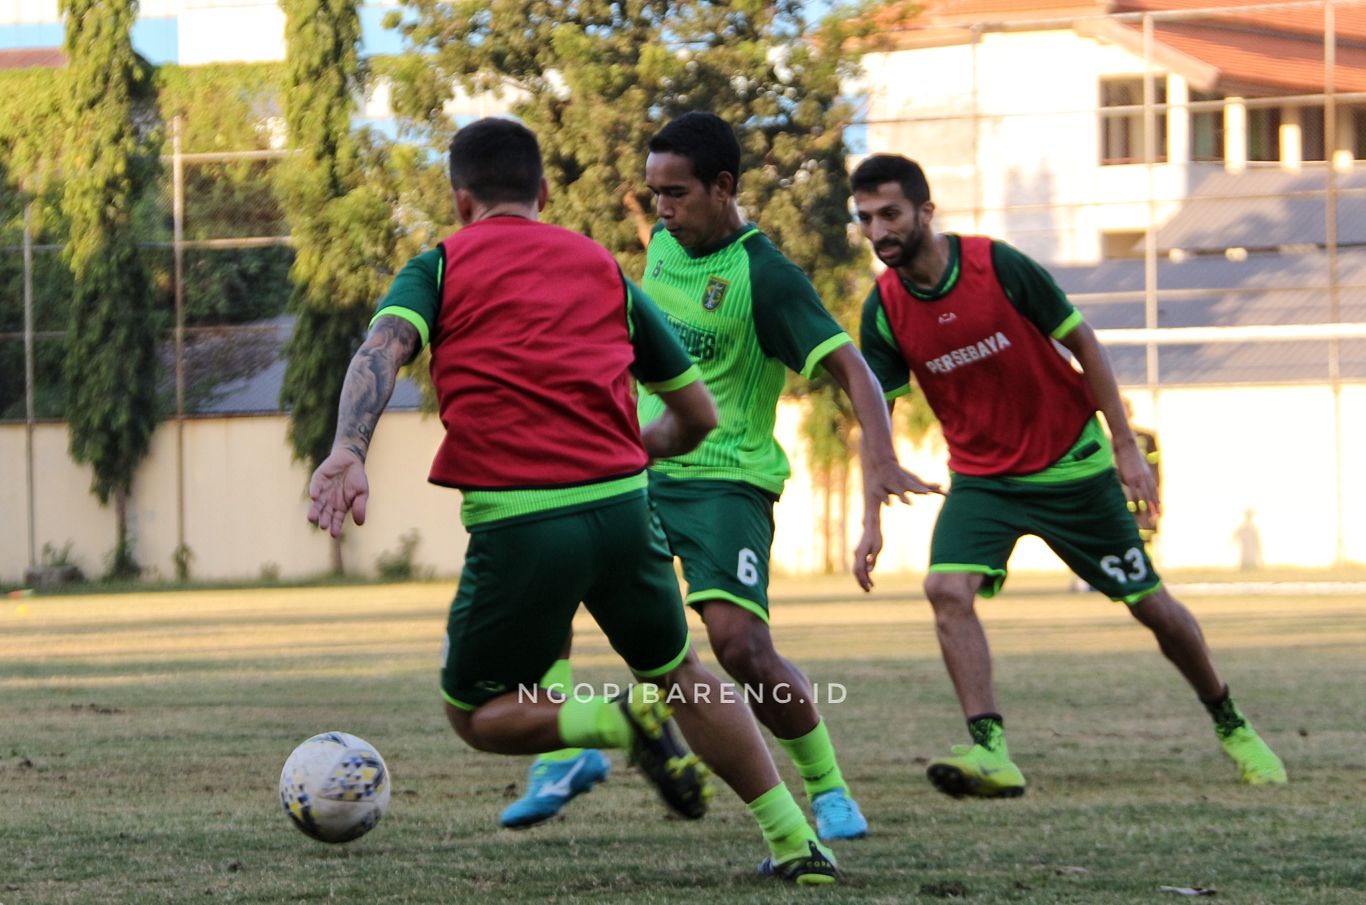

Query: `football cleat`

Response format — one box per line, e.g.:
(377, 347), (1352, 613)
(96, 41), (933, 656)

(1220, 726), (1288, 785)
(758, 840), (841, 886)
(927, 744), (1026, 799)
(499, 749), (610, 829)
(811, 787), (868, 841)
(619, 690), (713, 819)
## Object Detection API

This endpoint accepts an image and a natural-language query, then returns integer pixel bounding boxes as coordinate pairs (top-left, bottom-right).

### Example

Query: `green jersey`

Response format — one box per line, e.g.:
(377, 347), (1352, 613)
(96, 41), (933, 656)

(639, 224), (851, 495)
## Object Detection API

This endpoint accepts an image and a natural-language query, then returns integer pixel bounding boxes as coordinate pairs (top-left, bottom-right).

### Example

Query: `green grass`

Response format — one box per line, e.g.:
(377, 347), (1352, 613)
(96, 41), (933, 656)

(2, 576), (1363, 903)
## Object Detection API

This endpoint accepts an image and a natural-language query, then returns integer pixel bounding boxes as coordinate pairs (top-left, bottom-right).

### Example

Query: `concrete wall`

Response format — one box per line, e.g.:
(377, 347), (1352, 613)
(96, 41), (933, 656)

(855, 28), (1190, 264)
(844, 383), (1366, 578)
(3, 382), (1363, 587)
(1, 412), (463, 584)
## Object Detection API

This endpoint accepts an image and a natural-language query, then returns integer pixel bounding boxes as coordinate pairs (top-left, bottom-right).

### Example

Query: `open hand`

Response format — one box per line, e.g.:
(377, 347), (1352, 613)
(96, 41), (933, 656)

(307, 448), (370, 538)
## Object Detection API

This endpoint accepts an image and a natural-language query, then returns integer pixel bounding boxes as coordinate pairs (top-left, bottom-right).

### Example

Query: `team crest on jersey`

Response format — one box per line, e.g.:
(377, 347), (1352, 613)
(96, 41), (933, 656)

(701, 276), (729, 311)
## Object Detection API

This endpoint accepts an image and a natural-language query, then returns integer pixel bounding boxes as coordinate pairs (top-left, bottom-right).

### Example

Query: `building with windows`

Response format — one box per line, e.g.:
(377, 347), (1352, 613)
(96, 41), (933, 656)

(853, 0), (1366, 263)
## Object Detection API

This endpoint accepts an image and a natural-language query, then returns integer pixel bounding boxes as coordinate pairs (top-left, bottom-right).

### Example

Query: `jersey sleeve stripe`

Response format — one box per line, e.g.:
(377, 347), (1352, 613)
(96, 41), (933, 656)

(642, 363), (702, 394)
(371, 307), (431, 351)
(1051, 309), (1085, 340)
(885, 383), (912, 401)
(800, 332), (853, 380)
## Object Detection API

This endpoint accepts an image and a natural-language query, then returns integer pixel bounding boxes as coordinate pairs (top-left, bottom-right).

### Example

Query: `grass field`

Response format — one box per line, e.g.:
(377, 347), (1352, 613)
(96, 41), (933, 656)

(2, 575), (1364, 904)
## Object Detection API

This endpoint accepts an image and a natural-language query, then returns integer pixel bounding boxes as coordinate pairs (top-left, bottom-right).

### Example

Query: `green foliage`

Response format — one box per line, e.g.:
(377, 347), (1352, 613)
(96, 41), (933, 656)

(40, 540), (80, 571)
(375, 528), (424, 580)
(154, 63), (294, 331)
(1, 61), (296, 422)
(387, 0), (878, 452)
(172, 542), (194, 582)
(0, 71), (77, 421)
(0, 68), (68, 194)
(59, 0), (163, 586)
(154, 62), (285, 154)
(278, 0), (399, 471)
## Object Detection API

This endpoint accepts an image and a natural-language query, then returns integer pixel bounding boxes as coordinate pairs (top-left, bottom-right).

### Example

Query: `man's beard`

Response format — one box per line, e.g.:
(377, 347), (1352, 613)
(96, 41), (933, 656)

(874, 223), (925, 269)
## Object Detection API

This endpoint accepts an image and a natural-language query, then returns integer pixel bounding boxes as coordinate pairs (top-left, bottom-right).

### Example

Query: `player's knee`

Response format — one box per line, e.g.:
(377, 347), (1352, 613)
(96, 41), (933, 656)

(710, 626), (777, 681)
(444, 701), (482, 749)
(924, 572), (977, 614)
(1129, 588), (1188, 631)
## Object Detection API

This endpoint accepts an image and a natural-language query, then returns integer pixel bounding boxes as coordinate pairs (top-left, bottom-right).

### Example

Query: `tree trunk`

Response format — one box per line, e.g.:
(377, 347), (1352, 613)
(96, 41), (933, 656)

(821, 464), (835, 574)
(330, 534), (344, 576)
(114, 488), (128, 566)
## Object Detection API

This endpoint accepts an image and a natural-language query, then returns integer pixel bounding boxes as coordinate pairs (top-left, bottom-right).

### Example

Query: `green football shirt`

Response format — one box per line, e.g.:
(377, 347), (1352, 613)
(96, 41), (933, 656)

(639, 224), (851, 495)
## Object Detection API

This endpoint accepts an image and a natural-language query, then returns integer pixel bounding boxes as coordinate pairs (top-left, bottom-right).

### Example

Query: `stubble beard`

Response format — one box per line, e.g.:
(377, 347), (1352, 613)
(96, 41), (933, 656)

(875, 222), (925, 270)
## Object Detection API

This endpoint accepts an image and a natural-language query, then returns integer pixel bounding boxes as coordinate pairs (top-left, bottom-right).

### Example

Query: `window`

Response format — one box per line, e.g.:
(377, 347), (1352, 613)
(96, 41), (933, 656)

(1100, 77), (1168, 165)
(1300, 104), (1326, 162)
(1102, 231), (1145, 259)
(1190, 90), (1224, 162)
(1248, 107), (1281, 162)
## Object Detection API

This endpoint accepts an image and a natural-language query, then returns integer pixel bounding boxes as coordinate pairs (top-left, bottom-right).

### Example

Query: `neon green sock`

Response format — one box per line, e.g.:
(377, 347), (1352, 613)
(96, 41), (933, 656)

(776, 720), (848, 798)
(749, 783), (821, 863)
(557, 696), (631, 750)
(537, 659), (582, 763)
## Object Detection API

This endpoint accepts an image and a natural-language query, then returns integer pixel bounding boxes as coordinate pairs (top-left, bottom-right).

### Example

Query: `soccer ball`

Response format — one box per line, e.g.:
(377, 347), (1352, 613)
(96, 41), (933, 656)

(279, 732), (392, 843)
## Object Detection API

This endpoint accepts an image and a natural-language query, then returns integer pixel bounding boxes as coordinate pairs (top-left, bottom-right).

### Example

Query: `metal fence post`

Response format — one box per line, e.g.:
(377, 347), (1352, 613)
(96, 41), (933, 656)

(23, 200), (36, 571)
(173, 114), (187, 566)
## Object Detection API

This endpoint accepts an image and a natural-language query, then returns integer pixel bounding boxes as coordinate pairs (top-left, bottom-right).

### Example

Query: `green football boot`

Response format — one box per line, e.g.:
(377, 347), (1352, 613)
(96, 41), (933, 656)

(1219, 725), (1288, 785)
(927, 744), (1026, 799)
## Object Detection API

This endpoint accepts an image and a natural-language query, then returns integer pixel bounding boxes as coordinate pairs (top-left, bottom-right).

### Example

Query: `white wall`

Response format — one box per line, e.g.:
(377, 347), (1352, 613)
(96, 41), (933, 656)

(1, 412), (463, 583)
(2, 0), (60, 24)
(4, 384), (1364, 587)
(858, 27), (1189, 263)
(836, 383), (1366, 579)
(177, 3), (285, 65)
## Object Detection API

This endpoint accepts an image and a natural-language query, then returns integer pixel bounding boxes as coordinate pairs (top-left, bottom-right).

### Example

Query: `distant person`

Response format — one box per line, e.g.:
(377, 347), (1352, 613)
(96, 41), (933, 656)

(849, 153), (1287, 796)
(1235, 509), (1263, 571)
(306, 117), (839, 885)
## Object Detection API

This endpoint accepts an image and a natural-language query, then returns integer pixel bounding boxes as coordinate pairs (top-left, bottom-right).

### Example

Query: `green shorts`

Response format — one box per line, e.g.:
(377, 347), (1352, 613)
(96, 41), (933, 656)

(441, 491), (691, 710)
(647, 472), (777, 623)
(930, 468), (1163, 604)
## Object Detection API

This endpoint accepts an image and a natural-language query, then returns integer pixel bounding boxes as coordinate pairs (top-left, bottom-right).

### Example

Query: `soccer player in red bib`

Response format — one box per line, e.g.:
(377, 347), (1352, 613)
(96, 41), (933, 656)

(849, 153), (1286, 796)
(306, 118), (838, 885)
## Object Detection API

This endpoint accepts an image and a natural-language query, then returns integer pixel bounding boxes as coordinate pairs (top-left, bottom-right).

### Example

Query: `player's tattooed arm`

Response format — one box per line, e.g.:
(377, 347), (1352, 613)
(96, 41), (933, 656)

(333, 316), (420, 462)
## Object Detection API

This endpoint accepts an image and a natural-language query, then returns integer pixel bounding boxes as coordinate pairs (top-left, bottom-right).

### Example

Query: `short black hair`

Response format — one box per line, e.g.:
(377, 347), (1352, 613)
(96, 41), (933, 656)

(447, 117), (543, 204)
(648, 111), (742, 187)
(850, 154), (931, 207)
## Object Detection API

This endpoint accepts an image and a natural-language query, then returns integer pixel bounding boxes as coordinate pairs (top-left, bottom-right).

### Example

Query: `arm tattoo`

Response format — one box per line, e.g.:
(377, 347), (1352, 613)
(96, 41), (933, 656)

(334, 317), (420, 461)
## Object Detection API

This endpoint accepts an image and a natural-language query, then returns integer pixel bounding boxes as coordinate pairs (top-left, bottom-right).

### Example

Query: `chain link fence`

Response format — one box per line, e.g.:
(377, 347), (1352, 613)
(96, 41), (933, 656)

(0, 125), (293, 425)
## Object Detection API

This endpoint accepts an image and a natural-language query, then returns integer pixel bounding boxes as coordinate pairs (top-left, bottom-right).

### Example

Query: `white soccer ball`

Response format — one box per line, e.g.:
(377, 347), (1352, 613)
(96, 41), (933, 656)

(279, 731), (392, 843)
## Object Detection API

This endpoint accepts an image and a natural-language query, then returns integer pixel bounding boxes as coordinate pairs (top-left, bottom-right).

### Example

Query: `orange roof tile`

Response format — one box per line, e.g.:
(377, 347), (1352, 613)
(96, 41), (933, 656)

(0, 47), (66, 70)
(860, 0), (1366, 93)
(1145, 19), (1366, 92)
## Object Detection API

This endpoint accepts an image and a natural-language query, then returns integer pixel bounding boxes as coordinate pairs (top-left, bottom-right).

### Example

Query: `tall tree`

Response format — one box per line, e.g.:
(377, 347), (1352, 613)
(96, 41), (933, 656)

(388, 0), (873, 568)
(278, 0), (398, 573)
(60, 0), (162, 579)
